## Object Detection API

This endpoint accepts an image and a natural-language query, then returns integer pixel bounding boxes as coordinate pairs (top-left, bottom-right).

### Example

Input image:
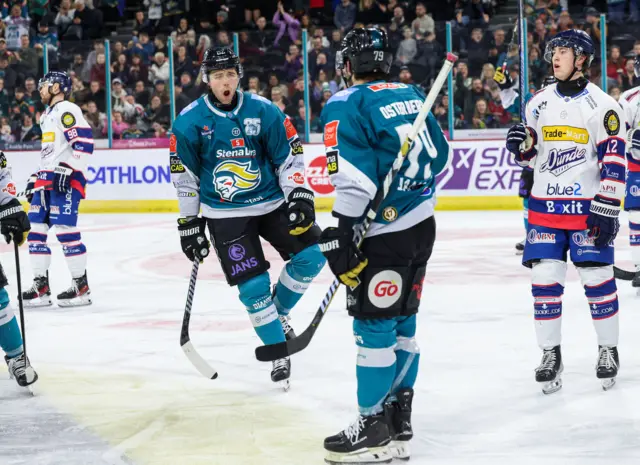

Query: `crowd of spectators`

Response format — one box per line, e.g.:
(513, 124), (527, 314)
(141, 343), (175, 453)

(0, 0), (638, 142)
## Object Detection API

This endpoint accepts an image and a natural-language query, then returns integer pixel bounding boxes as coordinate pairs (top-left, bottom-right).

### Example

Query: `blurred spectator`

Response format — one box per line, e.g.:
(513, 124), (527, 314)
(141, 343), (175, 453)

(411, 3), (434, 36)
(293, 106), (322, 137)
(133, 31), (154, 63)
(18, 113), (40, 142)
(244, 1), (260, 25)
(309, 36), (332, 78)
(388, 6), (406, 40)
(216, 31), (232, 48)
(144, 0), (162, 29)
(122, 123), (146, 139)
(32, 21), (59, 53)
(413, 32), (443, 85)
(0, 78), (9, 116)
(273, 2), (300, 47)
(174, 84), (191, 113)
(462, 0), (490, 28)
(621, 57), (640, 90)
(216, 10), (230, 32)
(179, 73), (199, 101)
(607, 45), (625, 86)
(88, 80), (106, 112)
(357, 0), (388, 26)
(133, 10), (153, 37)
(270, 86), (288, 113)
(330, 29), (343, 52)
(111, 78), (129, 113)
(127, 54), (149, 84)
(286, 77), (306, 115)
(141, 94), (170, 135)
(153, 80), (169, 104)
(398, 66), (413, 84)
(29, 0), (49, 27)
(174, 46), (194, 82)
(149, 52), (170, 83)
(90, 52), (106, 87)
(3, 3), (30, 51)
(15, 34), (38, 78)
(111, 53), (129, 85)
(0, 39), (14, 63)
(464, 77), (490, 122)
(529, 46), (548, 88)
(153, 34), (167, 59)
(582, 8), (603, 43)
(489, 28), (508, 67)
(85, 100), (105, 138)
(194, 17), (214, 36)
(609, 85), (622, 101)
(159, 0), (185, 32)
(334, 0), (357, 34)
(70, 76), (90, 106)
(267, 72), (289, 98)
(1, 123), (14, 143)
(134, 80), (151, 107)
(83, 41), (105, 79)
(467, 28), (489, 77)
(74, 0), (102, 39)
(0, 55), (17, 91)
(105, 110), (130, 139)
(470, 98), (498, 129)
(54, 0), (75, 35)
(313, 69), (338, 102)
(283, 44), (302, 82)
(480, 63), (496, 88)
(246, 76), (265, 95)
(24, 77), (40, 109)
(196, 34), (212, 62)
(123, 94), (144, 123)
(395, 26), (416, 66)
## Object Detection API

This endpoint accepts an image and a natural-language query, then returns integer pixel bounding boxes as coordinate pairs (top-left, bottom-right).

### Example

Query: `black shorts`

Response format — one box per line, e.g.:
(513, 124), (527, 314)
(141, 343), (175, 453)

(347, 216), (436, 319)
(206, 204), (321, 286)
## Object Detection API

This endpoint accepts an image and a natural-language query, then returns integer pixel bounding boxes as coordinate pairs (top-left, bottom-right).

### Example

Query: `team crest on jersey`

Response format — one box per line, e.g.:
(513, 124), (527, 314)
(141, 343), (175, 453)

(244, 118), (261, 136)
(382, 206), (398, 222)
(213, 161), (261, 201)
(61, 112), (76, 128)
(604, 110), (620, 135)
(540, 147), (587, 177)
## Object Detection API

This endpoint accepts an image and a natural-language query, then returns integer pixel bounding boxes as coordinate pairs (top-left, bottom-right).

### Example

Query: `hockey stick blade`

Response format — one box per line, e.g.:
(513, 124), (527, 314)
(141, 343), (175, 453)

(180, 258), (219, 379)
(613, 265), (637, 281)
(255, 54), (458, 363)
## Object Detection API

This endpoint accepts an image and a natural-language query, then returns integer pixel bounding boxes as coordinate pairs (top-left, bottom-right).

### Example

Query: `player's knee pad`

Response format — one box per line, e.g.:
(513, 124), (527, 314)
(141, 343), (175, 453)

(28, 222), (50, 256)
(237, 272), (278, 321)
(213, 231), (269, 286)
(0, 287), (13, 324)
(578, 266), (618, 320)
(353, 319), (397, 366)
(396, 336), (419, 355)
(280, 244), (325, 292)
(531, 260), (566, 321)
(348, 265), (425, 319)
(56, 225), (86, 257)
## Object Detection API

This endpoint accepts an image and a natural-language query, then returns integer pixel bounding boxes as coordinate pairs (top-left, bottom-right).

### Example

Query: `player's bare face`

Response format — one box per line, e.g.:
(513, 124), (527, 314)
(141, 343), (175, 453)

(552, 47), (574, 81)
(209, 69), (239, 105)
(39, 82), (51, 104)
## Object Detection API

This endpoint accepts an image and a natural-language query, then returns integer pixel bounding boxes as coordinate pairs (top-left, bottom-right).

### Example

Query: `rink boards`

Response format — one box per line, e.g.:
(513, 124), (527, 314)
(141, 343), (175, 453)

(6, 141), (523, 212)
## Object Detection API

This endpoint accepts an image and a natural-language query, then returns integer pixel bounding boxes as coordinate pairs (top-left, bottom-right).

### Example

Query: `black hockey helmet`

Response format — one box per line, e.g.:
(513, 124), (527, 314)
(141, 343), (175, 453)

(336, 27), (393, 76)
(201, 47), (243, 83)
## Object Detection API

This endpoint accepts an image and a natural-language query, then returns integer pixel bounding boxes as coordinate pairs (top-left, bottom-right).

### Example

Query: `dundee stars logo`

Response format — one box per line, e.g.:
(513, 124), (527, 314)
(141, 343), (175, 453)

(213, 161), (261, 201)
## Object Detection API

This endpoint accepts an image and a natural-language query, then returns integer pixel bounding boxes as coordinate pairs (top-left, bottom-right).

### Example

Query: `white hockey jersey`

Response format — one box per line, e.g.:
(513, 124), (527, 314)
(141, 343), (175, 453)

(36, 100), (93, 197)
(525, 82), (627, 230)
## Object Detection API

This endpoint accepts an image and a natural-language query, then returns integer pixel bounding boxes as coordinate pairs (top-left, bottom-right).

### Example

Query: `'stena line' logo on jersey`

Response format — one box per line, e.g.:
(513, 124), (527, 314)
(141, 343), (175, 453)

(324, 120), (339, 147)
(540, 147), (587, 177)
(542, 126), (589, 144)
(213, 161), (261, 201)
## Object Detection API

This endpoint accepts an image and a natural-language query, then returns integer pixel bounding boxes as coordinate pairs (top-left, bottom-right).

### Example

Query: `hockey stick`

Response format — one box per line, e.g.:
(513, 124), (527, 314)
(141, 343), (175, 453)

(13, 240), (27, 357)
(180, 258), (218, 379)
(15, 186), (45, 199)
(517, 0), (526, 121)
(255, 53), (459, 362)
(613, 265), (637, 281)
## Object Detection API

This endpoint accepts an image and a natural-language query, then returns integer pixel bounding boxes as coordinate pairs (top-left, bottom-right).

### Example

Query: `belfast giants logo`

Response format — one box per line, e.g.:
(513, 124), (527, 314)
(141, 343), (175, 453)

(228, 243), (259, 276)
(213, 161), (261, 201)
(540, 147), (587, 177)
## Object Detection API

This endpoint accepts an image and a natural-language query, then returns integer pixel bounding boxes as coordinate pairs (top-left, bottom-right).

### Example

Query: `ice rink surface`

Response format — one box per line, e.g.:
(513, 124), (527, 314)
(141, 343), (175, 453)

(0, 210), (639, 465)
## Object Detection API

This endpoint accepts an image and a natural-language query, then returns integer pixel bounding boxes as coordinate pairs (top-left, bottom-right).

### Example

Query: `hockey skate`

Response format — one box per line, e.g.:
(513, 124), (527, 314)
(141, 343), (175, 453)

(21, 273), (52, 308)
(324, 414), (393, 464)
(278, 314), (296, 341)
(632, 267), (640, 293)
(5, 353), (38, 387)
(535, 346), (563, 395)
(384, 388), (413, 461)
(271, 357), (290, 391)
(57, 272), (92, 307)
(515, 239), (525, 255)
(596, 346), (619, 391)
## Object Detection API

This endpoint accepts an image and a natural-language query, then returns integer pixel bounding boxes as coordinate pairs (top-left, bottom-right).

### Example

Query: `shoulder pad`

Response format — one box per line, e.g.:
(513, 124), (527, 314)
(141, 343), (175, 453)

(179, 98), (199, 116)
(249, 93), (271, 105)
(327, 87), (359, 105)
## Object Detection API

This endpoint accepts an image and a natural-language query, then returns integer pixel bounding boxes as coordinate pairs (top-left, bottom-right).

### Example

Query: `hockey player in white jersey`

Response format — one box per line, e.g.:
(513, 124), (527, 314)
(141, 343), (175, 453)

(0, 153), (38, 387)
(618, 55), (640, 288)
(506, 30), (626, 393)
(22, 71), (94, 308)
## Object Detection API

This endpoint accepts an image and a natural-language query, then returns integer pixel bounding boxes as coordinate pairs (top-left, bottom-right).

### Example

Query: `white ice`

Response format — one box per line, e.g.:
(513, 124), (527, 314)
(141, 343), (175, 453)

(0, 211), (639, 465)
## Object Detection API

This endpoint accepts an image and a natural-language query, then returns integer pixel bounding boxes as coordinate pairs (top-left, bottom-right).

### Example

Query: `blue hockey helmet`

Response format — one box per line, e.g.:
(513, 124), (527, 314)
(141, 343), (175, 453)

(38, 70), (72, 98)
(201, 47), (243, 83)
(543, 29), (595, 69)
(336, 27), (393, 76)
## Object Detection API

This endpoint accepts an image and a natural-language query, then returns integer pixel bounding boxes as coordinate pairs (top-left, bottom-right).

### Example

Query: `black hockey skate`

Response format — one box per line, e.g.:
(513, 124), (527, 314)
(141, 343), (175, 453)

(271, 357), (290, 391)
(278, 314), (296, 341)
(5, 353), (38, 387)
(57, 272), (92, 307)
(515, 239), (525, 255)
(535, 346), (563, 394)
(21, 273), (52, 308)
(324, 414), (393, 464)
(596, 346), (619, 391)
(632, 268), (640, 289)
(384, 388), (413, 460)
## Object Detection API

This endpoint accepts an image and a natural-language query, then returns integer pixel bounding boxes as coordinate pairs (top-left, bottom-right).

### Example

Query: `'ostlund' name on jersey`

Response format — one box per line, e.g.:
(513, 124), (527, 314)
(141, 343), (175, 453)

(379, 99), (423, 119)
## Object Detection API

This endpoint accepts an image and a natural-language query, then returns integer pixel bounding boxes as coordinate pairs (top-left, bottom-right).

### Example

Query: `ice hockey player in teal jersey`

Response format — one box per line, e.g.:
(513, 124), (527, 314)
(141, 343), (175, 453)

(171, 48), (325, 390)
(318, 27), (450, 464)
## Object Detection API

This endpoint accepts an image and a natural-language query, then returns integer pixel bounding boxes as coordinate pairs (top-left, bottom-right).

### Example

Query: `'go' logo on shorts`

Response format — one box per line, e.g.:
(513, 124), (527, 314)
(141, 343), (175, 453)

(368, 270), (403, 309)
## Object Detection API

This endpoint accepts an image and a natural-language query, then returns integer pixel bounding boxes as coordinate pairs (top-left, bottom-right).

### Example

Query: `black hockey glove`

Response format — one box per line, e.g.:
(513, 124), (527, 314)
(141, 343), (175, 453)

(0, 198), (30, 246)
(287, 187), (315, 236)
(518, 167), (534, 199)
(506, 124), (537, 165)
(177, 217), (210, 262)
(319, 219), (368, 288)
(586, 195), (621, 248)
(53, 163), (74, 192)
(25, 172), (37, 203)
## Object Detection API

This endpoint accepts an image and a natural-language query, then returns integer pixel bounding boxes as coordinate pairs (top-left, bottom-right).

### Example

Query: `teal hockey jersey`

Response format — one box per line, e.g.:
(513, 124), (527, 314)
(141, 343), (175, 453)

(320, 81), (451, 237)
(171, 91), (305, 219)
